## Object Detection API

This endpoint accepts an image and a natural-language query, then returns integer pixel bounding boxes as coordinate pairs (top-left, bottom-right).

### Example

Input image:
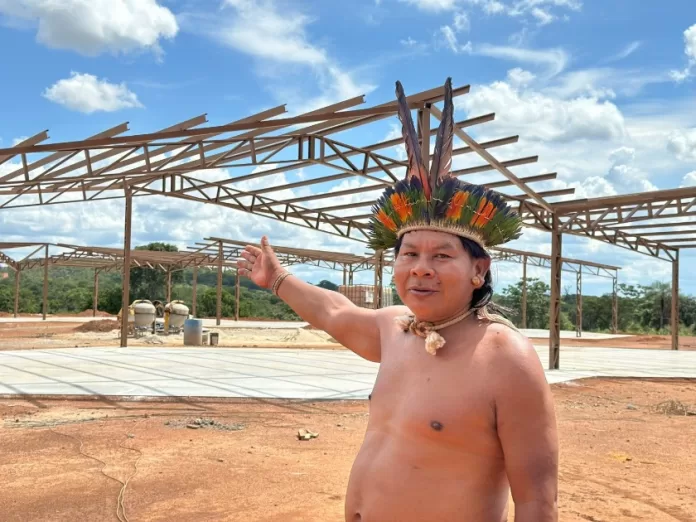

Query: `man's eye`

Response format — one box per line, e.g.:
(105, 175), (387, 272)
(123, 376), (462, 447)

(435, 254), (450, 258)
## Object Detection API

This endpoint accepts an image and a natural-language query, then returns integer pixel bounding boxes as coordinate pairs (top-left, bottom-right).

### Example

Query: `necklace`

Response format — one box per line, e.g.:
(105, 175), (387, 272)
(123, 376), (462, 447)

(394, 307), (476, 355)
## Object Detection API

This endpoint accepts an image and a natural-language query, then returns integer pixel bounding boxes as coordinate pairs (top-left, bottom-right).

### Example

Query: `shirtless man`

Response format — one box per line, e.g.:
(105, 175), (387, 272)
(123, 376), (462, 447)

(237, 78), (558, 521)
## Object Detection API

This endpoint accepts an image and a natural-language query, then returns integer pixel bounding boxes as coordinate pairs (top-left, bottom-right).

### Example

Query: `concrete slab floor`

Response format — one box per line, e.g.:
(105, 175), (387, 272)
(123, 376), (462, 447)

(0, 346), (694, 400)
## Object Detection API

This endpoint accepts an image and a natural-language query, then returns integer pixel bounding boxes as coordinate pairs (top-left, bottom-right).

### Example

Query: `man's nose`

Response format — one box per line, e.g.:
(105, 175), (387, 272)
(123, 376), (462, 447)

(410, 261), (434, 277)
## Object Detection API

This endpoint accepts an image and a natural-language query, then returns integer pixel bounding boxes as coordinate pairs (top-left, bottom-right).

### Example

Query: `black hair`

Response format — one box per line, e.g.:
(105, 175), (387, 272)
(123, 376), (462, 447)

(394, 234), (508, 315)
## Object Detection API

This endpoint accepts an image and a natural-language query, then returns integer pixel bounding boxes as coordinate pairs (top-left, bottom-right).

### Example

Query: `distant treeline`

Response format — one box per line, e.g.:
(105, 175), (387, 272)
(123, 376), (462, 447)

(0, 243), (693, 334)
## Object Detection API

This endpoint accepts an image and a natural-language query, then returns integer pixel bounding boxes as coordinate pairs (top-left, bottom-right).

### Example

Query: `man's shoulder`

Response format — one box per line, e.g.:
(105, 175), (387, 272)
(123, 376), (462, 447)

(480, 322), (545, 383)
(374, 305), (411, 320)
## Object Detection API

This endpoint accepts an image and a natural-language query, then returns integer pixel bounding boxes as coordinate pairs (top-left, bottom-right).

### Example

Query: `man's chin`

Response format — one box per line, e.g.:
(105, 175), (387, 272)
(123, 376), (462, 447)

(401, 299), (441, 320)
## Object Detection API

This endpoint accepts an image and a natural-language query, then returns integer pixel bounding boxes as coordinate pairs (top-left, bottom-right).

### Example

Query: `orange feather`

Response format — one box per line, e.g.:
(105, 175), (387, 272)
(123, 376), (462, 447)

(377, 209), (398, 231)
(445, 191), (469, 219)
(390, 193), (412, 221)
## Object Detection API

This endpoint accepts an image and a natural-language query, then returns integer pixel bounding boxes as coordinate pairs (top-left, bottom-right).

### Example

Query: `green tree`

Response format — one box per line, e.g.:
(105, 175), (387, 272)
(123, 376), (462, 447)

(317, 280), (339, 291)
(129, 242), (184, 301)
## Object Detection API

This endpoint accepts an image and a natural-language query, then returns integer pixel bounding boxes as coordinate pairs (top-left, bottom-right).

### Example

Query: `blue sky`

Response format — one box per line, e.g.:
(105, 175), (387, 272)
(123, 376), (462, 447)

(0, 0), (695, 296)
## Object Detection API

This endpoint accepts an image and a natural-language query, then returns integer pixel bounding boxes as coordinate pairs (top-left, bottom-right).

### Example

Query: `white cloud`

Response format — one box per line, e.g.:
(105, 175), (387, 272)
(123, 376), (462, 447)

(0, 0), (178, 57)
(680, 171), (696, 187)
(506, 67), (536, 87)
(667, 129), (696, 161)
(530, 7), (554, 25)
(604, 41), (642, 63)
(456, 79), (625, 143)
(42, 72), (143, 114)
(605, 147), (658, 194)
(472, 43), (568, 78)
(540, 67), (670, 100)
(453, 11), (471, 31)
(462, 0), (581, 24)
(216, 0), (325, 66)
(197, 0), (374, 114)
(399, 0), (461, 11)
(670, 23), (696, 82)
(437, 10), (472, 54)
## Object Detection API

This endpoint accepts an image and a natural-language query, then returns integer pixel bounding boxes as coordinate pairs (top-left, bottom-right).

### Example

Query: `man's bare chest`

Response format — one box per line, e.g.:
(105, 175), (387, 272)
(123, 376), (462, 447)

(367, 333), (502, 458)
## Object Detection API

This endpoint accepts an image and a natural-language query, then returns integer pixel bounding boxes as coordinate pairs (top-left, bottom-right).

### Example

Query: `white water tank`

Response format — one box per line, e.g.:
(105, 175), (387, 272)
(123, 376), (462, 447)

(167, 301), (190, 329)
(133, 300), (156, 328)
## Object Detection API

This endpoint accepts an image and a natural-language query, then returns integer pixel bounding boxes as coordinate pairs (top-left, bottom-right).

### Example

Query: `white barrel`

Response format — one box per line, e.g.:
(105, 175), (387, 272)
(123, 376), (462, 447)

(183, 318), (203, 346)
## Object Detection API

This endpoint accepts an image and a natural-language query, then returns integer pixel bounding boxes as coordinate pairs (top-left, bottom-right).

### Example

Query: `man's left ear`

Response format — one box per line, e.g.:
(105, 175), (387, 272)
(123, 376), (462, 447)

(475, 257), (492, 279)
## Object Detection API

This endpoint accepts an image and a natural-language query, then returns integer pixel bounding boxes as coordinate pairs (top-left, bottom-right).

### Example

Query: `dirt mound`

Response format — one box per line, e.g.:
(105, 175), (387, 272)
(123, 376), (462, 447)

(74, 319), (118, 333)
(76, 309), (113, 317)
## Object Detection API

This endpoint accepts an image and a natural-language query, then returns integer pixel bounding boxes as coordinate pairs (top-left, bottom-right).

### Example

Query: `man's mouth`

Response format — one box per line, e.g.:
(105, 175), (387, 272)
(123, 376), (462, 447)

(408, 287), (437, 296)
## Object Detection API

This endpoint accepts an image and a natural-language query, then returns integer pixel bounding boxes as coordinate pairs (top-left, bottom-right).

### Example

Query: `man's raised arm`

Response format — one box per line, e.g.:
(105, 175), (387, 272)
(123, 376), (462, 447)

(237, 236), (383, 362)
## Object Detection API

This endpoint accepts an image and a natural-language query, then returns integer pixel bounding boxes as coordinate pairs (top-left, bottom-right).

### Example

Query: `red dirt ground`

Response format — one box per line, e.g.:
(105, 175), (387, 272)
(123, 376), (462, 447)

(0, 378), (694, 522)
(1, 318), (695, 351)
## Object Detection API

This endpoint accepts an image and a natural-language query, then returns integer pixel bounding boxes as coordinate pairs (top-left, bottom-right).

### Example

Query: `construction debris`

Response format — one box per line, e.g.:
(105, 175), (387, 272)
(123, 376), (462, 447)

(297, 428), (319, 441)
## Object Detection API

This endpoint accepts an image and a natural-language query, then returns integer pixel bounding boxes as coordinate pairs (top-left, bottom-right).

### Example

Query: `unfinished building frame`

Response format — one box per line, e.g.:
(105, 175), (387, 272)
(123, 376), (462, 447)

(0, 80), (686, 366)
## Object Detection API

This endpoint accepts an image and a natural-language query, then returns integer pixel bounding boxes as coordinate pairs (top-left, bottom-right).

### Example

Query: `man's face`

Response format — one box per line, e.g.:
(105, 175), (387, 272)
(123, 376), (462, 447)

(393, 230), (490, 321)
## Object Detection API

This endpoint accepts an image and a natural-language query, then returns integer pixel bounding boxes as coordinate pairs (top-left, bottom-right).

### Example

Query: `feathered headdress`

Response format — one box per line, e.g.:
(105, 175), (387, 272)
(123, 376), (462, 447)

(368, 78), (523, 251)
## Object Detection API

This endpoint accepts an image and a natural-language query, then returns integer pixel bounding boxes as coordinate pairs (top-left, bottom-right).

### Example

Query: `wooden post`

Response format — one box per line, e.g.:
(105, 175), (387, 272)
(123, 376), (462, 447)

(373, 250), (384, 309)
(576, 270), (582, 337)
(348, 266), (354, 285)
(235, 268), (241, 321)
(166, 268), (172, 302)
(672, 250), (679, 350)
(42, 244), (48, 321)
(549, 214), (562, 370)
(521, 255), (527, 329)
(93, 269), (99, 317)
(342, 267), (347, 286)
(192, 266), (198, 317)
(612, 275), (619, 334)
(120, 186), (133, 347)
(216, 240), (222, 326)
(13, 269), (20, 318)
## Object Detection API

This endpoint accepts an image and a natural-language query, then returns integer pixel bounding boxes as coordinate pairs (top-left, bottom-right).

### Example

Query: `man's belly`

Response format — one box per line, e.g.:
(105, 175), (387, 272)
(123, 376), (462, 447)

(345, 429), (509, 522)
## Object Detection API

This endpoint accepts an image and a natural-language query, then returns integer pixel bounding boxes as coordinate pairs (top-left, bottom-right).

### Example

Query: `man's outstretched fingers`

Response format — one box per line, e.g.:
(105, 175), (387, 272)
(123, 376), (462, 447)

(245, 245), (263, 256)
(240, 250), (256, 263)
(261, 235), (273, 252)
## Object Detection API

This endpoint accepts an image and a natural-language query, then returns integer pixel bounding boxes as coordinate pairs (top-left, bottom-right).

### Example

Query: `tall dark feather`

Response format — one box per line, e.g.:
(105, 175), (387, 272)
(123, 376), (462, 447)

(429, 77), (454, 186)
(395, 81), (431, 199)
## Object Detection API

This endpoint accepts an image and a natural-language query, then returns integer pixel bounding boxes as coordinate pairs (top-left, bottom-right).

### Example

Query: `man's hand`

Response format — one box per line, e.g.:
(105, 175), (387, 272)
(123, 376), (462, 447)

(237, 236), (284, 289)
(235, 235), (383, 362)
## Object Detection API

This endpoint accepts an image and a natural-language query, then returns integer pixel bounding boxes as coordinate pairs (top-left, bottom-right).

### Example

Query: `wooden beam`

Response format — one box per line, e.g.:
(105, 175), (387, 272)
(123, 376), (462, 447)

(521, 255), (527, 329)
(192, 266), (198, 317)
(93, 268), (99, 317)
(120, 187), (133, 347)
(42, 245), (48, 321)
(13, 269), (20, 318)
(217, 241), (223, 326)
(429, 105), (551, 212)
(235, 268), (241, 321)
(672, 250), (679, 350)
(549, 214), (562, 369)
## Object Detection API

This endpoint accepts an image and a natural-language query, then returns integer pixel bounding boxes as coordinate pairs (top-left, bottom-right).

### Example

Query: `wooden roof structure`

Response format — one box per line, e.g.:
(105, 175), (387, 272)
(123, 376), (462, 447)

(0, 78), (686, 361)
(0, 81), (571, 245)
(490, 246), (619, 279)
(0, 242), (236, 272)
(189, 237), (385, 273)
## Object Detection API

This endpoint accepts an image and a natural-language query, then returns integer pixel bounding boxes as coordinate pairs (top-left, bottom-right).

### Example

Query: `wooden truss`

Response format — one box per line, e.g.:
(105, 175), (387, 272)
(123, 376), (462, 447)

(0, 80), (686, 360)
